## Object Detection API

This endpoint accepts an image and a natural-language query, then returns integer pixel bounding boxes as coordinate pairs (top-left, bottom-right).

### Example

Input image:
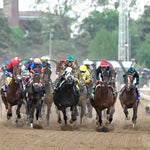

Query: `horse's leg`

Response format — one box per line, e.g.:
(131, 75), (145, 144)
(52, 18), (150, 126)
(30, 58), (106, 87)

(55, 106), (62, 124)
(36, 105), (40, 121)
(107, 106), (114, 124)
(46, 104), (50, 125)
(98, 111), (102, 126)
(62, 109), (67, 125)
(132, 105), (138, 124)
(26, 100), (32, 123)
(30, 103), (36, 127)
(87, 98), (93, 118)
(80, 101), (86, 124)
(16, 100), (22, 119)
(124, 107), (129, 120)
(7, 103), (12, 119)
(72, 106), (77, 122)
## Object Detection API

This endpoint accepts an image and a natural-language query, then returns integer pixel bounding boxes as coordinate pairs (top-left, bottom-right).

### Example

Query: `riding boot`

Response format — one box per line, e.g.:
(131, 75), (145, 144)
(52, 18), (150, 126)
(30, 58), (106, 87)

(91, 86), (95, 99)
(1, 84), (7, 97)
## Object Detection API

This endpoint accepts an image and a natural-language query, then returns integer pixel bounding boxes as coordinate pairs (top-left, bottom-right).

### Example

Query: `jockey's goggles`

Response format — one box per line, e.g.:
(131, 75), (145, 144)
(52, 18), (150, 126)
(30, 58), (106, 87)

(80, 71), (86, 73)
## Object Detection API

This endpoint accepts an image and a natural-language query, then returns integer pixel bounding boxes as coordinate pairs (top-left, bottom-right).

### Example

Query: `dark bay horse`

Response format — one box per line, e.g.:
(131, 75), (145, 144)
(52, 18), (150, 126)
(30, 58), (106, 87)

(42, 66), (53, 125)
(53, 67), (79, 125)
(1, 65), (23, 121)
(119, 72), (138, 128)
(26, 73), (43, 127)
(90, 71), (117, 126)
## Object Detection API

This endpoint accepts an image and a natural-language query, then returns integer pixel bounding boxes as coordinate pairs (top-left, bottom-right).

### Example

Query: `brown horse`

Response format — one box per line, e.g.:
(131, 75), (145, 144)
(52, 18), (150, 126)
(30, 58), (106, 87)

(1, 65), (23, 120)
(26, 73), (43, 127)
(119, 72), (138, 128)
(90, 70), (117, 126)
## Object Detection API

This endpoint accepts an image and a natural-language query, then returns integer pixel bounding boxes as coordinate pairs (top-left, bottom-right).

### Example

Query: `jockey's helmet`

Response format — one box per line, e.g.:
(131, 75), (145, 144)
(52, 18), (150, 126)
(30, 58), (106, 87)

(24, 61), (29, 66)
(66, 56), (74, 62)
(15, 57), (21, 62)
(100, 61), (108, 67)
(128, 67), (135, 73)
(80, 65), (87, 72)
(34, 58), (41, 64)
(11, 59), (18, 66)
(60, 57), (66, 61)
(41, 56), (48, 62)
(83, 59), (93, 66)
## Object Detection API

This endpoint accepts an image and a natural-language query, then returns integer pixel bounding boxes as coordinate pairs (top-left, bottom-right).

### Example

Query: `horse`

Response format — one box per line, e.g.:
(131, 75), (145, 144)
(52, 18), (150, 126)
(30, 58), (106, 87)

(90, 70), (117, 126)
(42, 66), (54, 125)
(0, 65), (23, 121)
(53, 67), (79, 125)
(25, 73), (43, 127)
(119, 72), (138, 128)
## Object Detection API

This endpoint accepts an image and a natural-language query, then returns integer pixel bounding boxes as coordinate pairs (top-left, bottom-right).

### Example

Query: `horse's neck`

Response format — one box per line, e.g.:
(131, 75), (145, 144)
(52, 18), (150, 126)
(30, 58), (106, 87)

(8, 79), (19, 91)
(45, 82), (52, 92)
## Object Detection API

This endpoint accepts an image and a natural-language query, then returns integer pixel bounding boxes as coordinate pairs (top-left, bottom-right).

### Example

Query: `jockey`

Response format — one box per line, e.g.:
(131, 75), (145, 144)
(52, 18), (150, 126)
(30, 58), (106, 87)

(6, 59), (19, 77)
(24, 57), (34, 72)
(91, 61), (115, 98)
(56, 57), (67, 76)
(83, 59), (94, 73)
(14, 57), (21, 65)
(1, 59), (19, 97)
(65, 56), (78, 74)
(123, 67), (140, 101)
(53, 56), (78, 93)
(22, 61), (30, 86)
(75, 65), (91, 95)
(30, 58), (44, 77)
(41, 56), (52, 76)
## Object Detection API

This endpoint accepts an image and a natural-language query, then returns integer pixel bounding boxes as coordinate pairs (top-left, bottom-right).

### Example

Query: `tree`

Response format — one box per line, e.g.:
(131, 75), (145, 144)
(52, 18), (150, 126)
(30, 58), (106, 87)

(0, 10), (12, 49)
(137, 6), (150, 41)
(136, 34), (150, 68)
(0, 10), (14, 62)
(80, 10), (118, 39)
(88, 28), (118, 60)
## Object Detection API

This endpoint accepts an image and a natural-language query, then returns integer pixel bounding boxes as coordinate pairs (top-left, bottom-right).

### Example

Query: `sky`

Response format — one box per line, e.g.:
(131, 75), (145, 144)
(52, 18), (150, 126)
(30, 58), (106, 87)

(0, 0), (150, 20)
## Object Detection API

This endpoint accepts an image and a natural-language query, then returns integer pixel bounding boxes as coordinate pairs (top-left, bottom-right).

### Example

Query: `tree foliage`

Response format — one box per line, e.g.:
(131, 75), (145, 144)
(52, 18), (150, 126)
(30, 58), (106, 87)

(80, 10), (118, 39)
(88, 28), (118, 60)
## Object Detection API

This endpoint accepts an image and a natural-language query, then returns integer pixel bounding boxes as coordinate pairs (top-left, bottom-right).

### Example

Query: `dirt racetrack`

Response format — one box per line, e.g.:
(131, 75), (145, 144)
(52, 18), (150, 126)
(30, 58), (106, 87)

(0, 92), (150, 150)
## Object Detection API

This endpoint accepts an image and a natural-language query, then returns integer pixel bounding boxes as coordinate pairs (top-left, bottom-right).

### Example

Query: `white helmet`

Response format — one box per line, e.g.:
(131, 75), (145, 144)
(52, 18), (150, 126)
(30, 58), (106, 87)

(83, 59), (93, 65)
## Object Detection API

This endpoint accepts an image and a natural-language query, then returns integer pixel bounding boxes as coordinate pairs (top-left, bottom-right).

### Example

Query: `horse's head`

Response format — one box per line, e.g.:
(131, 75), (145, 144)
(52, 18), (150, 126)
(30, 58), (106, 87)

(13, 65), (22, 83)
(64, 67), (74, 84)
(101, 70), (109, 86)
(43, 67), (51, 83)
(125, 73), (134, 91)
(110, 69), (116, 83)
(32, 73), (41, 93)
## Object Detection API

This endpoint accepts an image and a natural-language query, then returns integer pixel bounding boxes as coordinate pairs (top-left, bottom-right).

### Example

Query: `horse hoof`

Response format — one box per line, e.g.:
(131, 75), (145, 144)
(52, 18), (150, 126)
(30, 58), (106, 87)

(30, 123), (33, 128)
(125, 116), (130, 120)
(70, 119), (73, 124)
(132, 123), (136, 128)
(58, 119), (62, 124)
(17, 114), (21, 119)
